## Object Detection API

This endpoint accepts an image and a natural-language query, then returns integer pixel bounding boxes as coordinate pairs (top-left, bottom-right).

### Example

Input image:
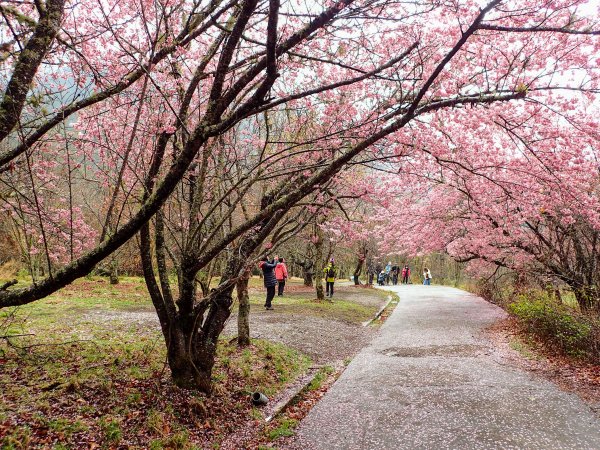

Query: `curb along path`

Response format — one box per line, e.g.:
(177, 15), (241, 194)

(292, 285), (600, 450)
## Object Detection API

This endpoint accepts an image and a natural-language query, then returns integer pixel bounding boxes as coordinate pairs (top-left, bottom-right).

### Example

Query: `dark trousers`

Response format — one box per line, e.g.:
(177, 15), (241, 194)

(277, 280), (285, 296)
(265, 286), (275, 307)
(326, 281), (334, 297)
(402, 275), (409, 284)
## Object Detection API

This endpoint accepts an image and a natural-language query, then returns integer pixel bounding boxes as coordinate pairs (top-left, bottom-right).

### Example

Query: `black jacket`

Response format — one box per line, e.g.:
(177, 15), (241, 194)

(259, 260), (278, 287)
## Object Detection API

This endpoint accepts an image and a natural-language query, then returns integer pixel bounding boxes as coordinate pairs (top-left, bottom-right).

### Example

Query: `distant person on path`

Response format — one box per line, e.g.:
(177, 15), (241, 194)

(402, 265), (410, 284)
(385, 261), (392, 285)
(259, 255), (278, 309)
(275, 257), (288, 296)
(423, 267), (432, 286)
(378, 271), (386, 286)
(323, 258), (337, 298)
(391, 265), (399, 285)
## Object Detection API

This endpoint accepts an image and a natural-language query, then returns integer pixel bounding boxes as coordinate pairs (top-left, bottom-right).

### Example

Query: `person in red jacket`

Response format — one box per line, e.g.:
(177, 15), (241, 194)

(275, 257), (289, 296)
(401, 265), (411, 284)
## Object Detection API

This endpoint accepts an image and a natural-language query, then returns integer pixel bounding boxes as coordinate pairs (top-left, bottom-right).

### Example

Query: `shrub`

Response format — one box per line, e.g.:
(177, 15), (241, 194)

(508, 295), (599, 361)
(474, 278), (513, 307)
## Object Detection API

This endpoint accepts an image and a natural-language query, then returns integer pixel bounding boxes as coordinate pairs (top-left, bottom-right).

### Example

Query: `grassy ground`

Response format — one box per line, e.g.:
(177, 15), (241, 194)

(247, 288), (381, 325)
(0, 276), (384, 449)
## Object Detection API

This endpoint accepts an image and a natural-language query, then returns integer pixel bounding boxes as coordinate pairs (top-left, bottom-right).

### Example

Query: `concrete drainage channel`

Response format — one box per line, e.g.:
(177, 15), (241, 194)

(362, 293), (399, 327)
(260, 367), (323, 423)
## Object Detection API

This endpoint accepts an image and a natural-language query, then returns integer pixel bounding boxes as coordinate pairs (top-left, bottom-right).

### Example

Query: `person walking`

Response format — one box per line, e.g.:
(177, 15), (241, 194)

(391, 265), (399, 285)
(275, 257), (288, 296)
(259, 255), (278, 310)
(323, 258), (337, 298)
(401, 265), (410, 284)
(423, 267), (432, 286)
(384, 261), (392, 285)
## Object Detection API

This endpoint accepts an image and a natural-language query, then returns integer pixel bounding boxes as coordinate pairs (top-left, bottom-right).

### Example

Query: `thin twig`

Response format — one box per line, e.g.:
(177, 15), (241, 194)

(0, 332), (35, 339)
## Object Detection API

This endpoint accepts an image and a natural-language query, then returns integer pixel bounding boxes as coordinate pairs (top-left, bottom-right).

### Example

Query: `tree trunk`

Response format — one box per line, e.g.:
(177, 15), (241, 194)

(353, 253), (365, 286)
(167, 327), (213, 393)
(314, 228), (325, 300)
(554, 288), (562, 304)
(166, 286), (234, 393)
(573, 286), (599, 312)
(236, 270), (251, 347)
(109, 257), (119, 285)
(302, 262), (313, 287)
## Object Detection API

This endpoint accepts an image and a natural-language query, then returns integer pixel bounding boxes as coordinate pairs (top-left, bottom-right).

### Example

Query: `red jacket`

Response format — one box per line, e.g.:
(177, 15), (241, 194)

(275, 262), (288, 281)
(402, 267), (410, 277)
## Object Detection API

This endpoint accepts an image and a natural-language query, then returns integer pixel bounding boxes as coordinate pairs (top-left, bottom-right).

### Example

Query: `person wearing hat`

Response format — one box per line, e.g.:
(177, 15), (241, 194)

(323, 258), (337, 298)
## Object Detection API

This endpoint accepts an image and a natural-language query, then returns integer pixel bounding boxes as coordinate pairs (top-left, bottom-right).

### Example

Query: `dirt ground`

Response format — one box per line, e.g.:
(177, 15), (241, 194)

(83, 284), (388, 366)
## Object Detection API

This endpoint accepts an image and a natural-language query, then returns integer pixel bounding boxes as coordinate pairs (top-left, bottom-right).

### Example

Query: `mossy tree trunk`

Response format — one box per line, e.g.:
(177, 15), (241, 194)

(236, 269), (251, 347)
(109, 256), (119, 285)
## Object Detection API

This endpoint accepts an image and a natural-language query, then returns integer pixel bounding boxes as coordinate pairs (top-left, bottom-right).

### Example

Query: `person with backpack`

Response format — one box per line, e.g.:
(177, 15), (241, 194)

(259, 255), (278, 310)
(402, 265), (410, 284)
(423, 267), (432, 286)
(275, 257), (288, 296)
(323, 258), (337, 298)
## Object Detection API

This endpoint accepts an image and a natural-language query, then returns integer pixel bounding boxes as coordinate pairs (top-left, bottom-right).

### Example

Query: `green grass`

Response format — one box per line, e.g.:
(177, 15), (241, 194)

(307, 366), (335, 391)
(100, 417), (122, 444)
(247, 292), (380, 324)
(266, 418), (298, 440)
(508, 337), (541, 360)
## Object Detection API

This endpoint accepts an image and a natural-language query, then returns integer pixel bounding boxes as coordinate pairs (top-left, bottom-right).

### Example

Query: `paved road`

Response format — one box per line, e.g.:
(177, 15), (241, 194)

(293, 285), (600, 450)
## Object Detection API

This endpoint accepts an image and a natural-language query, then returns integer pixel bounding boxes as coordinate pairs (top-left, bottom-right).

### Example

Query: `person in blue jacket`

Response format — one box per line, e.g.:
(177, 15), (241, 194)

(259, 255), (278, 310)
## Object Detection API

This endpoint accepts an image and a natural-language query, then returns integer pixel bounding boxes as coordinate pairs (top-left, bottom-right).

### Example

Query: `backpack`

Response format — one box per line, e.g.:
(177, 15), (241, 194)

(327, 266), (335, 278)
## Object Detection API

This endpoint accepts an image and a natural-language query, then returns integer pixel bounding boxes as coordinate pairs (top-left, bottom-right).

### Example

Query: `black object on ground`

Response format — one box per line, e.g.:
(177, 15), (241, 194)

(252, 392), (269, 406)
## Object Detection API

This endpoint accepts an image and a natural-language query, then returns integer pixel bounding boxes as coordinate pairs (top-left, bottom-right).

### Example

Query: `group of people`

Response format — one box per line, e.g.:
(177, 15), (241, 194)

(258, 256), (289, 310)
(376, 262), (433, 286)
(259, 256), (338, 310)
(258, 255), (433, 310)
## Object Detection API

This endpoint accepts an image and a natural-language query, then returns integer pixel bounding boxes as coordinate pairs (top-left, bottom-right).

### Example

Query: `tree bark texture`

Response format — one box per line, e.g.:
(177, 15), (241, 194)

(236, 270), (251, 347)
(353, 249), (366, 285)
(303, 264), (313, 287)
(0, 0), (65, 141)
(109, 257), (119, 285)
(314, 226), (325, 300)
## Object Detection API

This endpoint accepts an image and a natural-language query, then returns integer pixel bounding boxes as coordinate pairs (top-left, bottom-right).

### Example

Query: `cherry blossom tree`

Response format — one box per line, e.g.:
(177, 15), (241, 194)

(383, 101), (600, 309)
(0, 0), (598, 390)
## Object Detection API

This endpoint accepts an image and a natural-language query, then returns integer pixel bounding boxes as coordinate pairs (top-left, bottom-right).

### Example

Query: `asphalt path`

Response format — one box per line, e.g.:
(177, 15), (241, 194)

(293, 285), (600, 450)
